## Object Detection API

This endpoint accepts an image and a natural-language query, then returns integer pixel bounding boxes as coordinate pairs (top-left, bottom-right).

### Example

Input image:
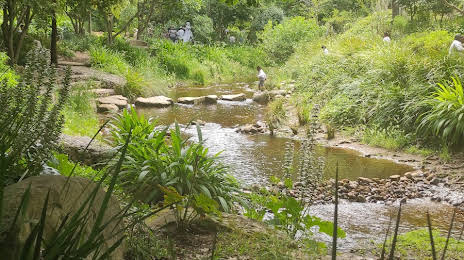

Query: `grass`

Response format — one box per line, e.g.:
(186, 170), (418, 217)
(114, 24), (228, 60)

(62, 81), (101, 138)
(48, 152), (100, 180)
(214, 222), (322, 259)
(382, 229), (464, 259)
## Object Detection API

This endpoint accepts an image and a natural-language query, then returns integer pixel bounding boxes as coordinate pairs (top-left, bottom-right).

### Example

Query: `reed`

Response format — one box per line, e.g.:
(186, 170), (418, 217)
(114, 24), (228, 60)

(441, 207), (457, 260)
(388, 200), (403, 260)
(331, 164), (339, 260)
(427, 211), (437, 260)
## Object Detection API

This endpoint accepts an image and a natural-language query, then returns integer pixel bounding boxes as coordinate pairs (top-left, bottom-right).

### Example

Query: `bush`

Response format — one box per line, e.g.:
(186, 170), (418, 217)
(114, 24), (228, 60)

(259, 16), (323, 64)
(111, 109), (241, 228)
(249, 5), (285, 42)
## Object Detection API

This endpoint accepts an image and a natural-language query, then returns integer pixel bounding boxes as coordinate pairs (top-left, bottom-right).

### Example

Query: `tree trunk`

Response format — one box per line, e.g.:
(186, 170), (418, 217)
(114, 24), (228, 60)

(51, 9), (58, 65)
(392, 0), (399, 21)
(88, 11), (92, 35)
(106, 14), (114, 44)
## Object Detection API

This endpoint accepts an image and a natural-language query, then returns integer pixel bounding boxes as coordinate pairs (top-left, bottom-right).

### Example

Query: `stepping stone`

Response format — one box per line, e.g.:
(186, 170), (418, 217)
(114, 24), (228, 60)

(135, 96), (173, 108)
(220, 93), (246, 101)
(97, 95), (128, 109)
(178, 97), (204, 104)
(91, 88), (116, 97)
(203, 95), (218, 104)
(97, 103), (119, 113)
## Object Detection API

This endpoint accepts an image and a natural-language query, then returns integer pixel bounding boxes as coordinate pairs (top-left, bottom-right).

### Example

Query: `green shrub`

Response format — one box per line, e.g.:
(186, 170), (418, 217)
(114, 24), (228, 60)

(419, 77), (464, 147)
(48, 153), (99, 180)
(265, 98), (286, 135)
(259, 16), (323, 64)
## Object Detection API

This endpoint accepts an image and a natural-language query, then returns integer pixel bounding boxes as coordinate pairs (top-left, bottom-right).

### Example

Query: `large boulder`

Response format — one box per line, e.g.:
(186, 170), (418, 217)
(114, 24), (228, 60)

(97, 95), (128, 109)
(59, 134), (115, 166)
(135, 96), (173, 108)
(0, 175), (125, 259)
(220, 93), (246, 101)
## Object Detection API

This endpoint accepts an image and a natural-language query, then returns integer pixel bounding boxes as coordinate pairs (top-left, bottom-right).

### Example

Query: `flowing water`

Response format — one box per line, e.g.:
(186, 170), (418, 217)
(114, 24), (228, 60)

(137, 83), (461, 250)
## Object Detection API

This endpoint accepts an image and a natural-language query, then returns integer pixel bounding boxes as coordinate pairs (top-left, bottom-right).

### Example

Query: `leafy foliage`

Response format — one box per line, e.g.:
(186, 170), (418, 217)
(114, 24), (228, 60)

(111, 109), (241, 228)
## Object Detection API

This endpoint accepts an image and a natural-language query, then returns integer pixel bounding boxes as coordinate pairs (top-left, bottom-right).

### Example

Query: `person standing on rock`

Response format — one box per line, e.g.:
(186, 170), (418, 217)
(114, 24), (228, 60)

(257, 66), (267, 91)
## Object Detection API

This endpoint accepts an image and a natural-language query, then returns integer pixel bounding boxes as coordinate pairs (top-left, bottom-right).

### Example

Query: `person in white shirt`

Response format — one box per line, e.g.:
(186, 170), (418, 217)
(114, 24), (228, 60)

(383, 32), (391, 43)
(449, 34), (464, 54)
(257, 66), (267, 91)
(322, 45), (329, 55)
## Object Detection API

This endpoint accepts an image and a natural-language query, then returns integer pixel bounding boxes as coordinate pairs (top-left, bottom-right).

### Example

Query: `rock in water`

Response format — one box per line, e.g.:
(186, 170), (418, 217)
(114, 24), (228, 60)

(0, 175), (125, 259)
(135, 96), (173, 108)
(203, 95), (218, 104)
(220, 93), (246, 101)
(178, 96), (204, 104)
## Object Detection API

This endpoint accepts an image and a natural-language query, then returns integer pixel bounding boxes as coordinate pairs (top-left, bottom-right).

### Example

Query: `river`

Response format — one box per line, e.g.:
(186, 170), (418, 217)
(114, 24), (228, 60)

(137, 83), (463, 250)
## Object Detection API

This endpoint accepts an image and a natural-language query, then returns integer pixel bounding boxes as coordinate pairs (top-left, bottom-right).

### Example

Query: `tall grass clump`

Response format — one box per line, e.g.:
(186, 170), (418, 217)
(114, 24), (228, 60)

(419, 77), (464, 148)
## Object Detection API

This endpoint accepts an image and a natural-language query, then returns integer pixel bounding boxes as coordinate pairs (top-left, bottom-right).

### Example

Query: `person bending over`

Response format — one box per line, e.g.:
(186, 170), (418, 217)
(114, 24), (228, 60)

(449, 34), (464, 54)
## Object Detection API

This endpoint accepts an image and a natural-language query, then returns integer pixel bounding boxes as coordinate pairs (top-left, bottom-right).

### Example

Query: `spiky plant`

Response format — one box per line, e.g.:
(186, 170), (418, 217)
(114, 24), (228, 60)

(0, 46), (71, 185)
(418, 76), (464, 147)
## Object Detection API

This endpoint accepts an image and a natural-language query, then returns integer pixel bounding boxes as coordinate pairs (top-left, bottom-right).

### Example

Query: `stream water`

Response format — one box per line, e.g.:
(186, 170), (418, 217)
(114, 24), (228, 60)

(137, 83), (462, 250)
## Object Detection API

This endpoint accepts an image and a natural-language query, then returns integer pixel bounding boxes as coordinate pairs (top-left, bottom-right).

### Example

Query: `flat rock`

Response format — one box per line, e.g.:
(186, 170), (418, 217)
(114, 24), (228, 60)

(97, 95), (128, 108)
(91, 88), (116, 97)
(220, 93), (246, 101)
(178, 97), (204, 104)
(59, 134), (115, 166)
(97, 103), (119, 113)
(66, 66), (126, 88)
(135, 96), (173, 108)
(252, 90), (287, 104)
(203, 95), (218, 104)
(389, 175), (401, 181)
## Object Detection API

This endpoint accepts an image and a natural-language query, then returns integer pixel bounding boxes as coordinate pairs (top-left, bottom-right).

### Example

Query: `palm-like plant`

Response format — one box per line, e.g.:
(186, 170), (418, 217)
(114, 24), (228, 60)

(418, 77), (464, 147)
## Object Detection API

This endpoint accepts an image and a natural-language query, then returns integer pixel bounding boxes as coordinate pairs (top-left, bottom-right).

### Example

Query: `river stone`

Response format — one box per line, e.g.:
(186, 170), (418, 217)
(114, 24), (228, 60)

(389, 175), (401, 181)
(59, 134), (115, 166)
(0, 175), (125, 260)
(358, 177), (374, 184)
(178, 97), (203, 104)
(220, 93), (246, 101)
(135, 96), (173, 108)
(91, 88), (116, 97)
(252, 92), (270, 104)
(203, 95), (218, 104)
(97, 95), (128, 109)
(97, 103), (119, 113)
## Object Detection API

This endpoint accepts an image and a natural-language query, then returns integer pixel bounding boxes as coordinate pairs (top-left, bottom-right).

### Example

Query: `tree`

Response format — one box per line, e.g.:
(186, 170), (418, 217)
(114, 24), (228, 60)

(136, 0), (156, 39)
(96, 0), (145, 44)
(65, 0), (93, 35)
(1, 0), (35, 64)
